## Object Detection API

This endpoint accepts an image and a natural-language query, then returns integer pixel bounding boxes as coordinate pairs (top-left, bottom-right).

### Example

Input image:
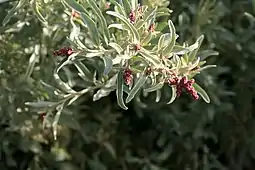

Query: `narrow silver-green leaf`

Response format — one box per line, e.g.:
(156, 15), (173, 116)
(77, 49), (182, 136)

(199, 65), (217, 72)
(158, 33), (170, 51)
(167, 86), (177, 104)
(31, 0), (47, 24)
(162, 20), (176, 56)
(87, 0), (110, 44)
(116, 72), (128, 110)
(54, 70), (76, 93)
(102, 56), (113, 75)
(108, 23), (128, 31)
(126, 74), (148, 103)
(109, 0), (126, 17)
(53, 103), (64, 140)
(73, 60), (93, 82)
(106, 11), (140, 43)
(130, 0), (138, 10)
(141, 31), (152, 45)
(135, 7), (157, 30)
(172, 42), (199, 55)
(198, 50), (219, 60)
(193, 83), (210, 103)
(56, 52), (79, 73)
(144, 82), (164, 93)
(109, 42), (123, 54)
(189, 35), (204, 61)
(2, 0), (26, 26)
(80, 12), (100, 45)
(25, 101), (57, 108)
(62, 0), (86, 13)
(122, 0), (131, 15)
(139, 48), (161, 66)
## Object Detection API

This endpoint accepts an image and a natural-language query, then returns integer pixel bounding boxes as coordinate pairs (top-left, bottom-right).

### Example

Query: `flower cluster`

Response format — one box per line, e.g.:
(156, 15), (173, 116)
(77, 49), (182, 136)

(123, 69), (133, 86)
(167, 76), (199, 100)
(129, 10), (136, 24)
(53, 47), (73, 57)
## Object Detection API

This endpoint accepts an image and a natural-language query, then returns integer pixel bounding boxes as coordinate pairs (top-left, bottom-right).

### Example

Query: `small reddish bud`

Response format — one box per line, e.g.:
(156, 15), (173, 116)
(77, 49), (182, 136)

(146, 67), (152, 75)
(123, 69), (133, 86)
(129, 10), (136, 24)
(135, 44), (141, 51)
(39, 112), (46, 121)
(148, 23), (155, 32)
(71, 10), (80, 18)
(105, 2), (110, 9)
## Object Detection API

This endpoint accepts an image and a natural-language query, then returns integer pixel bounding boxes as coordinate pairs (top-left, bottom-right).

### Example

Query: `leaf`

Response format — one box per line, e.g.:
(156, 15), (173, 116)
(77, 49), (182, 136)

(141, 31), (152, 45)
(130, 0), (138, 10)
(25, 101), (57, 108)
(63, 0), (86, 13)
(108, 23), (128, 31)
(106, 11), (140, 43)
(156, 7), (172, 17)
(155, 89), (161, 102)
(109, 42), (123, 54)
(25, 44), (40, 79)
(86, 0), (110, 44)
(199, 65), (217, 72)
(198, 50), (219, 60)
(73, 60), (93, 82)
(31, 0), (47, 24)
(144, 82), (164, 93)
(126, 73), (148, 103)
(103, 142), (116, 159)
(80, 13), (100, 46)
(172, 42), (199, 55)
(167, 86), (177, 104)
(193, 83), (210, 103)
(162, 20), (176, 56)
(158, 33), (170, 51)
(135, 7), (157, 30)
(102, 56), (113, 75)
(116, 72), (128, 110)
(2, 0), (26, 26)
(189, 35), (204, 61)
(56, 52), (80, 73)
(54, 70), (76, 93)
(139, 48), (161, 66)
(52, 103), (65, 140)
(93, 74), (117, 101)
(109, 0), (126, 17)
(121, 0), (131, 15)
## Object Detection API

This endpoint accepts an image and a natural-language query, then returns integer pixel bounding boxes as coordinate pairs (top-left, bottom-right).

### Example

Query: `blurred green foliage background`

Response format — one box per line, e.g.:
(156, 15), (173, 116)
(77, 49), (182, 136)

(1, 0), (255, 169)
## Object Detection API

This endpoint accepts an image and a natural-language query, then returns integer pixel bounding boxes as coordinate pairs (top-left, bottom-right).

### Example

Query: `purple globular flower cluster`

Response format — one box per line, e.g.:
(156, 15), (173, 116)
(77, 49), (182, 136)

(167, 76), (199, 100)
(53, 47), (73, 57)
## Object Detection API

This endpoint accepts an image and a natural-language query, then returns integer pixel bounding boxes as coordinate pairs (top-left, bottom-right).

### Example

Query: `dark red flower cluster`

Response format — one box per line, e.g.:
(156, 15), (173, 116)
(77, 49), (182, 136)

(129, 10), (136, 24)
(148, 23), (155, 32)
(123, 69), (133, 86)
(167, 76), (199, 100)
(53, 47), (73, 57)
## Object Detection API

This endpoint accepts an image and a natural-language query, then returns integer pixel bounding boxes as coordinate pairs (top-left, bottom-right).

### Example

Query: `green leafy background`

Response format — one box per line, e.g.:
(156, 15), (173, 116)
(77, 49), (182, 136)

(1, 0), (255, 169)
